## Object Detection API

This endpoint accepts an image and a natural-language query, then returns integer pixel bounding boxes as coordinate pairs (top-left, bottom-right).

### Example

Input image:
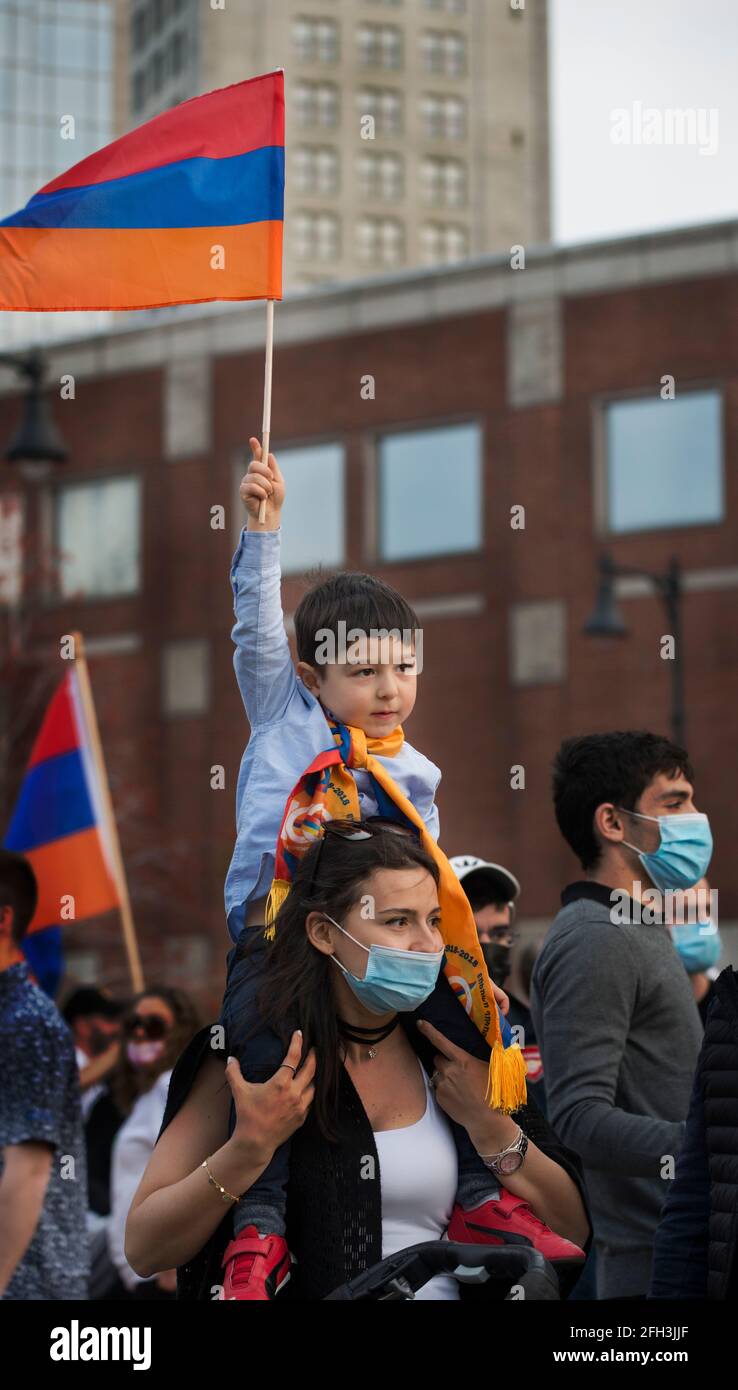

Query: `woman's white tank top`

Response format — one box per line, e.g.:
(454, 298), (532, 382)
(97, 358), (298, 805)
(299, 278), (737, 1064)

(373, 1060), (460, 1301)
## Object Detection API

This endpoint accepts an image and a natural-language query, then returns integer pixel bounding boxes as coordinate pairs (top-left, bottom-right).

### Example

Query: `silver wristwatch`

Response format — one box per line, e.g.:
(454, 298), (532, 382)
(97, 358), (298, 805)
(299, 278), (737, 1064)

(479, 1126), (529, 1176)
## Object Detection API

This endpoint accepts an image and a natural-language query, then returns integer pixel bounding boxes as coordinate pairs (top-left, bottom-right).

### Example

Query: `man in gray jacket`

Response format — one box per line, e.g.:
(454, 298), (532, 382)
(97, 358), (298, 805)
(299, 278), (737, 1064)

(531, 732), (709, 1299)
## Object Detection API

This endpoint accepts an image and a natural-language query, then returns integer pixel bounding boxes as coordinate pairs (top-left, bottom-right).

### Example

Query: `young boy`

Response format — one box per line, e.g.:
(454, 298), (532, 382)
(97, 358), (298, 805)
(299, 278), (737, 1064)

(219, 440), (584, 1299)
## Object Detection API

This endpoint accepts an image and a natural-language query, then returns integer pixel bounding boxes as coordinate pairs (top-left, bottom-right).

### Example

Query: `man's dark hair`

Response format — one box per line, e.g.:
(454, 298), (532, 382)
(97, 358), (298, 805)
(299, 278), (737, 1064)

(0, 850), (38, 943)
(552, 731), (694, 870)
(294, 570), (419, 668)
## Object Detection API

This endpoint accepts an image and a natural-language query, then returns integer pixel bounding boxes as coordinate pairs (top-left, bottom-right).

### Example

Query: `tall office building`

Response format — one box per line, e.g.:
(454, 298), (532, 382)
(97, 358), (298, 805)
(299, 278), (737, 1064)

(0, 0), (116, 349)
(116, 0), (550, 290)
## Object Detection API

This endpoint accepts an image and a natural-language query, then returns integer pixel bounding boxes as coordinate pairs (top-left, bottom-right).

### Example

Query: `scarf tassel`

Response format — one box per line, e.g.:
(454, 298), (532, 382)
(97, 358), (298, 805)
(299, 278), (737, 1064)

(486, 1039), (528, 1114)
(264, 877), (291, 940)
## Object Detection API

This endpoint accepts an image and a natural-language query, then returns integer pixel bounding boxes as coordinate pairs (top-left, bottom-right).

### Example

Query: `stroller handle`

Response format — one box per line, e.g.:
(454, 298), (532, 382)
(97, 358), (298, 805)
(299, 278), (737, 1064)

(324, 1239), (561, 1301)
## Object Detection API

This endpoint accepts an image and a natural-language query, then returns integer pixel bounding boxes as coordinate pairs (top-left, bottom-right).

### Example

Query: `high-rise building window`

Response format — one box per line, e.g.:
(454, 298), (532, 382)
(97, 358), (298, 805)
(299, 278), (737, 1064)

(295, 80), (339, 127)
(132, 8), (146, 53)
(420, 222), (469, 264)
(170, 30), (186, 76)
(56, 476), (141, 599)
(293, 16), (340, 64)
(357, 24), (403, 70)
(421, 156), (466, 207)
(357, 151), (403, 200)
(356, 216), (405, 267)
(132, 69), (146, 112)
(293, 145), (339, 194)
(293, 210), (341, 262)
(421, 29), (466, 75)
(356, 87), (403, 136)
(424, 0), (467, 12)
(151, 48), (164, 93)
(421, 93), (466, 139)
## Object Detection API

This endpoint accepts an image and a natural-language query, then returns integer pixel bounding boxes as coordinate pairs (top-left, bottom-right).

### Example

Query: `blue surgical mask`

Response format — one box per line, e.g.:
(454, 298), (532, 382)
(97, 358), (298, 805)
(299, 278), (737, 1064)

(618, 809), (713, 892)
(326, 913), (445, 1015)
(671, 921), (722, 974)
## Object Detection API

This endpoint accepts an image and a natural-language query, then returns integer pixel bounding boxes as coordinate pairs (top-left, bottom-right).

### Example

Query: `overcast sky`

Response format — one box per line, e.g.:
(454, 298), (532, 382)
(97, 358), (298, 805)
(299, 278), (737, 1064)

(549, 0), (738, 244)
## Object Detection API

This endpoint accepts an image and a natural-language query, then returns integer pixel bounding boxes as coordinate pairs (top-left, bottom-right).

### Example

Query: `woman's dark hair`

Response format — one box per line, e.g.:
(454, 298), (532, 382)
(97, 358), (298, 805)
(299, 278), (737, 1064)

(294, 570), (420, 668)
(238, 825), (440, 1140)
(552, 731), (694, 870)
(111, 985), (200, 1116)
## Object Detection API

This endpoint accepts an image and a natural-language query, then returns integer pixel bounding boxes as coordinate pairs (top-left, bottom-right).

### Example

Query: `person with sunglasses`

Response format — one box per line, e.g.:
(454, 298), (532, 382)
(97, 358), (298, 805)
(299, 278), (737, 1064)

(218, 441), (527, 1298)
(107, 987), (199, 1298)
(125, 824), (590, 1300)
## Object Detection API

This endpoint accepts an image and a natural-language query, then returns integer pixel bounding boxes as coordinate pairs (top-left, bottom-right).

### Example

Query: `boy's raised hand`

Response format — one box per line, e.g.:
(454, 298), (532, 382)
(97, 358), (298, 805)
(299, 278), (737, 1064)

(242, 436), (285, 532)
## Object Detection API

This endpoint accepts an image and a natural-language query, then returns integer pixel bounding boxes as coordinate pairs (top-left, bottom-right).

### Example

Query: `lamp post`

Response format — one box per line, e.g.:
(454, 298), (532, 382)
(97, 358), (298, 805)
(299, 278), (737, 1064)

(584, 553), (685, 747)
(1, 349), (68, 480)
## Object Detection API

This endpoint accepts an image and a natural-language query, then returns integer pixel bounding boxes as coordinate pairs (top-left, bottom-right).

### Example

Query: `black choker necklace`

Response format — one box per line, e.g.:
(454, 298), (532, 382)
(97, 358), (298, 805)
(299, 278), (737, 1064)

(338, 1016), (399, 1059)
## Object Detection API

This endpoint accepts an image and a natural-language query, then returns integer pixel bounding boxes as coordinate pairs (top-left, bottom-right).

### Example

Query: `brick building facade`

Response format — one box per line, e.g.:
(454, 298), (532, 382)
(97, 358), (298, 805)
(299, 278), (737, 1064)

(1, 219), (736, 1008)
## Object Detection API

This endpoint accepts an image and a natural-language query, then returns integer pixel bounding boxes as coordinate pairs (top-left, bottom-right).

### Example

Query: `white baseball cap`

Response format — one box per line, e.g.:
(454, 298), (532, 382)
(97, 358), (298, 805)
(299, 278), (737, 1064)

(449, 855), (521, 904)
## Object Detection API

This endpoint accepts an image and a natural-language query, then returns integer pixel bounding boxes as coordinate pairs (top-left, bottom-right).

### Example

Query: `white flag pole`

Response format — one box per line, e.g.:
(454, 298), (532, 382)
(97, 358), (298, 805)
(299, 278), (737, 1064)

(257, 299), (275, 525)
(71, 631), (144, 993)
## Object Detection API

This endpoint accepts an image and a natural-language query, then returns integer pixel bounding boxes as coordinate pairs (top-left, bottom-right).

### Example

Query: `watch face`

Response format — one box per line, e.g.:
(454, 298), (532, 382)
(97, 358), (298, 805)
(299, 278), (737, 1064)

(499, 1150), (523, 1175)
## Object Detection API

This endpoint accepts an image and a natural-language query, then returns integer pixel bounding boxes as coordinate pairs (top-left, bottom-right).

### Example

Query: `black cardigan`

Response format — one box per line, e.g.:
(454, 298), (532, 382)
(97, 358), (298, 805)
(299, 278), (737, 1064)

(160, 1019), (590, 1302)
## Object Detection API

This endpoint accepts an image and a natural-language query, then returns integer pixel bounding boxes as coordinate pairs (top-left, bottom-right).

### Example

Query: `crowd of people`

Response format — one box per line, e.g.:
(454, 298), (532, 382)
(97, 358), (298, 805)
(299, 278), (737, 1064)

(0, 437), (734, 1302)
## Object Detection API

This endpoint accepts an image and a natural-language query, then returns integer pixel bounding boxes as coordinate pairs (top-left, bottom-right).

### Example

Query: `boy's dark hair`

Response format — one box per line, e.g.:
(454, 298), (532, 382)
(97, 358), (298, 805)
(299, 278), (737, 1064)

(294, 570), (420, 667)
(0, 850), (38, 943)
(552, 731), (694, 871)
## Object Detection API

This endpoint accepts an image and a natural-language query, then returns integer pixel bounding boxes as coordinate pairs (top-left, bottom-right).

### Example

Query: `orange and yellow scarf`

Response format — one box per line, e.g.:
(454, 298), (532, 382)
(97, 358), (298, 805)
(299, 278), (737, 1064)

(265, 719), (527, 1114)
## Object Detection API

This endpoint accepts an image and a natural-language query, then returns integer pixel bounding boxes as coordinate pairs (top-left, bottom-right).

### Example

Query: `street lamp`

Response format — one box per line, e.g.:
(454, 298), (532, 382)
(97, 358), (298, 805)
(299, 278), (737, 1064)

(584, 553), (685, 746)
(1, 349), (68, 481)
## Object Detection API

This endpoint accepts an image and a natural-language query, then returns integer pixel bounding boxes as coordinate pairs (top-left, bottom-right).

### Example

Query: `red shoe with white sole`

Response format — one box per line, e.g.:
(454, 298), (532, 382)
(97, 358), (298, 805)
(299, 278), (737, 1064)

(447, 1191), (585, 1265)
(222, 1226), (291, 1300)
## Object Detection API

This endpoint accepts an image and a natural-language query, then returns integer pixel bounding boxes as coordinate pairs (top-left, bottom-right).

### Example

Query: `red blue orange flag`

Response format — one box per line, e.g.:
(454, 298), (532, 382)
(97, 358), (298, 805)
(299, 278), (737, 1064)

(0, 70), (284, 312)
(3, 669), (120, 933)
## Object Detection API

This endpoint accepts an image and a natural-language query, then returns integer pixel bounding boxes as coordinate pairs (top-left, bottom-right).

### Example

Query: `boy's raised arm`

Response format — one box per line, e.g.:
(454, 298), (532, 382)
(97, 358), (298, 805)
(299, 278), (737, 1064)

(230, 439), (297, 729)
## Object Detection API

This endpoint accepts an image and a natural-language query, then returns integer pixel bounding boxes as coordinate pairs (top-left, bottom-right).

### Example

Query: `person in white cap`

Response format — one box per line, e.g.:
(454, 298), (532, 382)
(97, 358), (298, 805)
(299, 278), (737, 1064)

(450, 856), (547, 1117)
(449, 856), (521, 986)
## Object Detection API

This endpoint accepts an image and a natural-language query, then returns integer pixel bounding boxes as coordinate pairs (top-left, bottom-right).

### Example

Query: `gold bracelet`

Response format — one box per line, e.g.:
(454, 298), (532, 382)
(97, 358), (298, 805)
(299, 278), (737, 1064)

(202, 1156), (240, 1204)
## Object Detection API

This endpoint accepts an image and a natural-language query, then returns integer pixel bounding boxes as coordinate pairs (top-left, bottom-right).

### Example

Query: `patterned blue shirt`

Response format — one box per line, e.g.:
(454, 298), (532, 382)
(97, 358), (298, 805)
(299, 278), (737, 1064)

(224, 528), (442, 939)
(0, 963), (89, 1300)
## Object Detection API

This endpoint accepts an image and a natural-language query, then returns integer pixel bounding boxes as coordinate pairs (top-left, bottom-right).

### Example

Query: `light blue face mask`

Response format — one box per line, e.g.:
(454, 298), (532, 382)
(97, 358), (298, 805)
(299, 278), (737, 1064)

(671, 921), (722, 974)
(618, 808), (713, 892)
(326, 913), (445, 1015)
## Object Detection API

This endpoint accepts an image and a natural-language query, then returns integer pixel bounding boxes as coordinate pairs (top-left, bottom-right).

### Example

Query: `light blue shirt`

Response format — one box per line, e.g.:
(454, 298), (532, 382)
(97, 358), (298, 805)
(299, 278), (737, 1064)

(224, 528), (442, 939)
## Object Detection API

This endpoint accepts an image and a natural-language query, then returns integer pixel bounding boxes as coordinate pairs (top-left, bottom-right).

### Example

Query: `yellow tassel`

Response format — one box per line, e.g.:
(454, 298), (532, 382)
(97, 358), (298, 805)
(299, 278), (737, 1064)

(264, 878), (291, 941)
(485, 1040), (528, 1114)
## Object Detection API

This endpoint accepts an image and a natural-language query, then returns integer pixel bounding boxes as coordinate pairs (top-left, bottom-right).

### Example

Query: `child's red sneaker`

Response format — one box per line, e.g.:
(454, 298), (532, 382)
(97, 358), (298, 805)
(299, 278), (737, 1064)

(447, 1191), (585, 1264)
(222, 1226), (291, 1300)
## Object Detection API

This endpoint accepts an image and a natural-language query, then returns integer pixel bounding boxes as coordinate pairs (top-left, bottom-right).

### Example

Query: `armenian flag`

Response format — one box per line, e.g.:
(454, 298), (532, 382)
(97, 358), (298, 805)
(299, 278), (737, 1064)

(3, 668), (120, 935)
(0, 70), (284, 312)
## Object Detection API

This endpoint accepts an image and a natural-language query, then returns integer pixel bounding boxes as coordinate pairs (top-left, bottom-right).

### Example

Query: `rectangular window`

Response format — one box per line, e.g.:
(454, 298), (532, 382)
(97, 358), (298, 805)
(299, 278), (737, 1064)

(235, 446), (344, 574)
(357, 87), (403, 135)
(356, 151), (402, 200)
(292, 210), (340, 261)
(421, 29), (466, 75)
(604, 389), (724, 533)
(358, 23), (402, 69)
(378, 423), (481, 560)
(56, 476), (141, 599)
(356, 216), (404, 266)
(293, 17), (339, 64)
(293, 145), (339, 194)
